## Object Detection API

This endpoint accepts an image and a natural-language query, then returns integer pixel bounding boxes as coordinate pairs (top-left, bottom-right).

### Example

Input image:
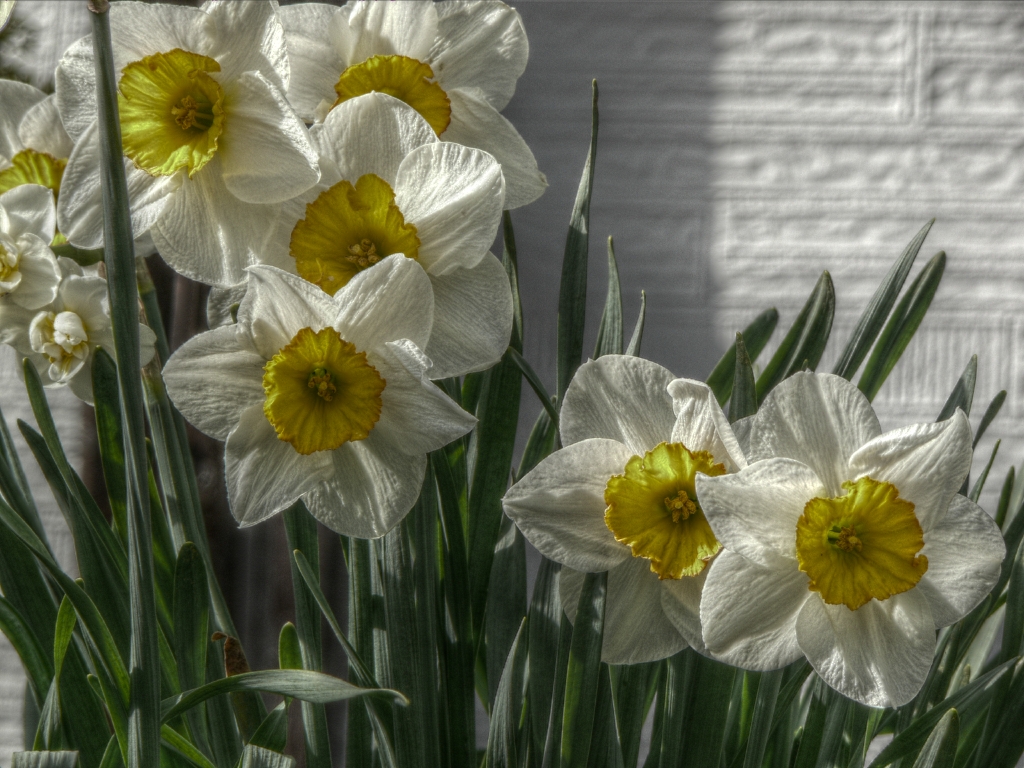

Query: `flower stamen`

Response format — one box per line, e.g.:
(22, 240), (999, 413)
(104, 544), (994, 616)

(308, 367), (337, 401)
(346, 239), (381, 268)
(664, 489), (697, 522)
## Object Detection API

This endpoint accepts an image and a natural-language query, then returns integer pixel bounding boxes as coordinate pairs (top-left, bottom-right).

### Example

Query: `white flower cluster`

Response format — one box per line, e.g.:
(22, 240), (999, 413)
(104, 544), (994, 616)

(1, 1), (539, 537)
(504, 356), (1005, 707)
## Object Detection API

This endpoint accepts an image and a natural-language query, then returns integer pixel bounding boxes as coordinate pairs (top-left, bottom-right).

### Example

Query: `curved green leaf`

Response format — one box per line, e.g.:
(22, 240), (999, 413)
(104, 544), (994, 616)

(595, 236), (623, 358)
(561, 571), (607, 768)
(707, 308), (779, 404)
(910, 709), (958, 768)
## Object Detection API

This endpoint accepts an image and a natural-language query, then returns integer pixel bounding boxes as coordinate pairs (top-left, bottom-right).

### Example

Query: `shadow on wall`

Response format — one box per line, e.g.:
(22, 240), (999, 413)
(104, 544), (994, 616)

(503, 0), (722, 446)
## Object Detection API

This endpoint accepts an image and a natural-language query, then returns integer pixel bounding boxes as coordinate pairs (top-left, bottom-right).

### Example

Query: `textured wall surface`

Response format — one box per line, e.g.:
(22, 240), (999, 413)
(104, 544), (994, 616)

(3, 0), (1024, 760)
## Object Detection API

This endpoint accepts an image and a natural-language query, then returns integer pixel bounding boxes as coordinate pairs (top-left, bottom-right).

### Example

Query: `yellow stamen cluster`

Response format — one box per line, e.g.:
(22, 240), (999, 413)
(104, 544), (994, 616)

(796, 477), (928, 610)
(333, 54), (451, 135)
(664, 489), (697, 522)
(604, 442), (726, 580)
(290, 173), (420, 295)
(263, 326), (385, 455)
(308, 367), (337, 401)
(347, 239), (381, 268)
(118, 48), (225, 177)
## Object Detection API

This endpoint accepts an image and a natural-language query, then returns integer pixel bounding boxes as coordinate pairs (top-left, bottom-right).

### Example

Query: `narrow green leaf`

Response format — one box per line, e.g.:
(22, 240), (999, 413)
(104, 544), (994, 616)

(792, 678), (830, 768)
(742, 667), (783, 768)
(159, 725), (216, 768)
(517, 410), (558, 480)
(867, 658), (1016, 767)
(282, 503), (330, 767)
(996, 467), (1015, 529)
(680, 656), (737, 768)
(654, 649), (693, 768)
(0, 404), (47, 544)
(937, 355), (977, 421)
(858, 251), (946, 402)
(969, 659), (1024, 768)
(508, 347), (560, 425)
(542, 613), (574, 768)
(998, 538), (1024, 666)
(240, 745), (296, 768)
(625, 291), (646, 358)
(247, 703), (288, 755)
(610, 662), (659, 768)
(92, 350), (128, 547)
(485, 620), (529, 768)
(561, 571), (608, 768)
(595, 236), (623, 357)
(11, 753), (79, 768)
(557, 79), (599, 402)
(486, 515), (527, 707)
(809, 688), (850, 768)
(0, 596), (52, 704)
(172, 543), (210, 757)
(973, 390), (1006, 449)
(728, 333), (757, 423)
(588, 664), (624, 768)
(910, 709), (958, 768)
(969, 440), (999, 503)
(756, 271), (835, 400)
(161, 670), (402, 723)
(278, 623), (302, 674)
(832, 220), (933, 380)
(528, 558), (562, 761)
(89, 6), (160, 764)
(430, 452), (475, 768)
(707, 308), (779, 405)
(98, 737), (121, 768)
(345, 538), (376, 768)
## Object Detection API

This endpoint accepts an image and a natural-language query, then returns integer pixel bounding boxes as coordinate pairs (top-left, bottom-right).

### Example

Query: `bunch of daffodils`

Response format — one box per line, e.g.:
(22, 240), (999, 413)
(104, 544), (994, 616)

(0, 2), (1021, 768)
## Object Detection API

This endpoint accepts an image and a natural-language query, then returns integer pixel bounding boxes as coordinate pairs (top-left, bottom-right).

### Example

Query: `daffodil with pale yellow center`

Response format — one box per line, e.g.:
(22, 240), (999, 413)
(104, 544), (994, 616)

(279, 0), (546, 209)
(503, 355), (747, 665)
(55, 1), (321, 288)
(163, 260), (475, 538)
(696, 372), (1005, 708)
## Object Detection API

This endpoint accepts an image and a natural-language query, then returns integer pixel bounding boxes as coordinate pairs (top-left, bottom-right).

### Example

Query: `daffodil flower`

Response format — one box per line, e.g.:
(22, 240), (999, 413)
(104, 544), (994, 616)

(279, 0), (546, 209)
(54, 0), (319, 285)
(502, 355), (746, 664)
(0, 258), (156, 403)
(0, 184), (61, 311)
(162, 260), (475, 537)
(0, 81), (72, 211)
(696, 372), (1005, 707)
(231, 92), (508, 379)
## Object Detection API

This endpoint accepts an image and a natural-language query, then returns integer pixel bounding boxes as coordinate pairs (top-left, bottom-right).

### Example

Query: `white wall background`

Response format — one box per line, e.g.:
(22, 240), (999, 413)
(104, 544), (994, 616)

(3, 0), (1024, 761)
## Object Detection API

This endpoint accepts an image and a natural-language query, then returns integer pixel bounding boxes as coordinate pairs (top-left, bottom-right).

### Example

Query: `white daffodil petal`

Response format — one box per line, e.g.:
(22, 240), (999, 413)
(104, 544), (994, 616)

(424, 253), (512, 379)
(237, 265), (337, 358)
(0, 80), (44, 158)
(344, 0), (438, 64)
(560, 355), (676, 455)
(18, 94), (73, 159)
(562, 560), (688, 665)
(163, 325), (265, 441)
(668, 378), (746, 471)
(68, 360), (97, 404)
(444, 87), (546, 210)
(331, 256), (434, 354)
(108, 1), (206, 73)
(749, 371), (882, 496)
(55, 37), (98, 143)
(848, 411), (973, 532)
(59, 122), (177, 249)
(1, 184), (55, 242)
(226, 405), (333, 527)
(9, 235), (60, 310)
(698, 550), (808, 670)
(503, 438), (632, 573)
(202, 0), (289, 90)
(304, 430), (427, 538)
(0, 302), (34, 345)
(917, 494), (1005, 628)
(697, 458), (824, 568)
(395, 142), (504, 274)
(152, 156), (277, 287)
(659, 568), (708, 654)
(219, 72), (319, 205)
(796, 590), (935, 708)
(431, 1), (528, 111)
(206, 282), (248, 329)
(370, 339), (476, 455)
(315, 93), (436, 187)
(279, 3), (345, 121)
